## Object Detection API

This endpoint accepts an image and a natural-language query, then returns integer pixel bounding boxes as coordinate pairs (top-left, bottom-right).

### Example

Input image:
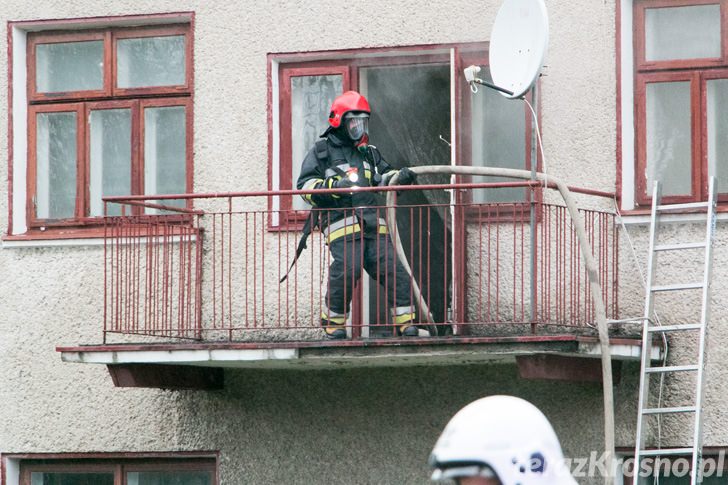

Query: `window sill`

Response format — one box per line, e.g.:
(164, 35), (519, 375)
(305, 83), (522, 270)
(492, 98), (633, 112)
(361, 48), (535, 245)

(3, 225), (197, 248)
(618, 205), (728, 226)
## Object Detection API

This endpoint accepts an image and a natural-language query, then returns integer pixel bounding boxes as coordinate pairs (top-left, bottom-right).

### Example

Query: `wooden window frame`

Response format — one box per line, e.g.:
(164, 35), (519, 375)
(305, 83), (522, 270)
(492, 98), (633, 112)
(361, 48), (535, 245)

(633, 0), (728, 207)
(701, 68), (728, 203)
(22, 22), (193, 236)
(28, 24), (192, 102)
(26, 97), (193, 228)
(139, 96), (194, 210)
(28, 29), (112, 102)
(17, 455), (217, 485)
(270, 42), (536, 230)
(27, 102), (86, 227)
(634, 70), (701, 206)
(277, 63), (351, 227)
(634, 0), (727, 72)
(112, 24), (193, 98)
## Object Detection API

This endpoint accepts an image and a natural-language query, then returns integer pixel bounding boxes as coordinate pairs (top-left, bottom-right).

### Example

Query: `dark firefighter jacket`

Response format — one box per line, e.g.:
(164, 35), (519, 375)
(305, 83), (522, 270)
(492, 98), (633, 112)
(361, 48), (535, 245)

(296, 132), (398, 244)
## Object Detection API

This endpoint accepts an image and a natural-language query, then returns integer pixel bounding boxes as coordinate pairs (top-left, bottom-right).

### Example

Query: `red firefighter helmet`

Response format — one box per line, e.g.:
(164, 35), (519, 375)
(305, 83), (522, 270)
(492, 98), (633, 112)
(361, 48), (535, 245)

(328, 91), (371, 128)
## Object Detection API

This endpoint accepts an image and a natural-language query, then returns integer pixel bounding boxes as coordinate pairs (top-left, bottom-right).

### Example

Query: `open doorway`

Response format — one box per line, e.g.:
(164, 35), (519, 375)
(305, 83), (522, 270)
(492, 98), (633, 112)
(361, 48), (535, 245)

(360, 63), (452, 335)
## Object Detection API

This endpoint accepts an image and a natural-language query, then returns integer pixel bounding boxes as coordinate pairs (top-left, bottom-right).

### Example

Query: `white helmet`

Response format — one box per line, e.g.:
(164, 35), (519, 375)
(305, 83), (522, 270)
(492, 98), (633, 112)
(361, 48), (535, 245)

(429, 395), (577, 484)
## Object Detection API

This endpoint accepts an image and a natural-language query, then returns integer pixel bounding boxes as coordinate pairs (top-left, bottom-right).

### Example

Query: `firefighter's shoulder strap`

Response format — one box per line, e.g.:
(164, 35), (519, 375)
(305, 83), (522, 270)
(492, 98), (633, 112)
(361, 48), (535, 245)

(315, 138), (329, 164)
(280, 140), (329, 283)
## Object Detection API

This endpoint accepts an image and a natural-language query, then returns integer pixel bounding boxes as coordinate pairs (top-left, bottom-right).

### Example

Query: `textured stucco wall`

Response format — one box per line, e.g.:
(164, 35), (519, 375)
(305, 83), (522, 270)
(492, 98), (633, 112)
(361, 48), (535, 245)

(1, 0), (727, 484)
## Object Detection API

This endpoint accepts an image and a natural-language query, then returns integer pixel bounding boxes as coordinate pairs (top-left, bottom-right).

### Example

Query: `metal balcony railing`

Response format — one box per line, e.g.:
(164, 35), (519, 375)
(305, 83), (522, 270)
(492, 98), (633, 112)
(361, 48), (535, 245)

(102, 182), (618, 343)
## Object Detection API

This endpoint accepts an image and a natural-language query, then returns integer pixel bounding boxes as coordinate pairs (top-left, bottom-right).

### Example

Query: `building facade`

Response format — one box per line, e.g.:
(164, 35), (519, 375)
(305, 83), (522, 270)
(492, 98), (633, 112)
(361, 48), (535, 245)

(1, 0), (727, 484)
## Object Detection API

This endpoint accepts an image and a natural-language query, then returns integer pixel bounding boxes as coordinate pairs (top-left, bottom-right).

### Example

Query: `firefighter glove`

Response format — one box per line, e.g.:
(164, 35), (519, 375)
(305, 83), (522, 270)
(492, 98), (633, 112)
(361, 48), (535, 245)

(397, 167), (417, 185)
(330, 177), (356, 190)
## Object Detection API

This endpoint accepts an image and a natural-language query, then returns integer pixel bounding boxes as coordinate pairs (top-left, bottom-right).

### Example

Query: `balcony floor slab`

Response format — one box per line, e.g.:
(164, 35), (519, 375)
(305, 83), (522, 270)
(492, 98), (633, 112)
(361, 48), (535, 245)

(57, 335), (662, 370)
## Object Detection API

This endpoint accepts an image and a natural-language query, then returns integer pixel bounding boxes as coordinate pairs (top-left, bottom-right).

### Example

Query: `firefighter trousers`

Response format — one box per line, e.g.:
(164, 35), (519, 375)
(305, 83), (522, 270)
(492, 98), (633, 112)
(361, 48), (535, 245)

(323, 232), (416, 327)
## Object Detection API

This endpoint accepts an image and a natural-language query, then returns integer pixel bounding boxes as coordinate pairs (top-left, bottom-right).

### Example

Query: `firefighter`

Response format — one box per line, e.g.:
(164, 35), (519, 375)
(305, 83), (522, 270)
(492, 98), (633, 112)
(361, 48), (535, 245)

(429, 395), (577, 484)
(296, 90), (420, 340)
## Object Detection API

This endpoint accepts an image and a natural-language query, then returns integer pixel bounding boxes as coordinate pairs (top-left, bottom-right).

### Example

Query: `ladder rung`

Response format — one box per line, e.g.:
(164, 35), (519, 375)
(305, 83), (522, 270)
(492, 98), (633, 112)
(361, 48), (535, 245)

(642, 406), (697, 415)
(656, 201), (709, 211)
(651, 283), (704, 292)
(638, 448), (695, 457)
(647, 324), (702, 332)
(645, 365), (700, 374)
(654, 242), (706, 251)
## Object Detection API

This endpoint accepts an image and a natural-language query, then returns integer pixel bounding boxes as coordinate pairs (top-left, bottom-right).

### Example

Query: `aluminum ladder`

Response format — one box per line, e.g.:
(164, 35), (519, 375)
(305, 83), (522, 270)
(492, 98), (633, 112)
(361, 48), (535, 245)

(633, 177), (717, 484)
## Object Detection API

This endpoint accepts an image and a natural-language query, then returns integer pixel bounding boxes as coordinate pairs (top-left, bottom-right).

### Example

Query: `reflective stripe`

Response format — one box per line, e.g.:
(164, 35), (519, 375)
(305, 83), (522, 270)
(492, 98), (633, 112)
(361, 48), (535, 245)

(323, 215), (389, 243)
(394, 312), (416, 324)
(301, 179), (323, 205)
(322, 314), (346, 324)
(364, 170), (372, 180)
(303, 178), (323, 190)
(324, 161), (372, 178)
(325, 178), (340, 199)
(327, 224), (362, 243)
(323, 216), (358, 237)
(324, 162), (351, 178)
(378, 218), (388, 234)
(394, 305), (415, 316)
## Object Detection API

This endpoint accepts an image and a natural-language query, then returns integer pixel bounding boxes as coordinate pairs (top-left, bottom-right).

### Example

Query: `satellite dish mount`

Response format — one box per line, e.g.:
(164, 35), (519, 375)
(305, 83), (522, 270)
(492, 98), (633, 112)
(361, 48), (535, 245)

(464, 0), (549, 99)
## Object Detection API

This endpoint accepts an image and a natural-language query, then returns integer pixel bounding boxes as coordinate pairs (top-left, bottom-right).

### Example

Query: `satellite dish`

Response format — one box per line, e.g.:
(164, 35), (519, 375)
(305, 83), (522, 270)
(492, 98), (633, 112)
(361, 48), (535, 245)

(489, 0), (549, 99)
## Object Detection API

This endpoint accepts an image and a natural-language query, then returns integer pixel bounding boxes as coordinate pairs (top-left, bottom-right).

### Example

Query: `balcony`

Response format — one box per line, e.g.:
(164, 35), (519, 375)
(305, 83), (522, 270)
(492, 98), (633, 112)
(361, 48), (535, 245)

(58, 181), (660, 385)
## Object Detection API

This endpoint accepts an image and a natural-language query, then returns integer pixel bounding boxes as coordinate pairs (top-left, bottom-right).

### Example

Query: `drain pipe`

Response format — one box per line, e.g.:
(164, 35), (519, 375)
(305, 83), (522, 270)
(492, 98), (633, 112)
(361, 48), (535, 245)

(387, 166), (615, 483)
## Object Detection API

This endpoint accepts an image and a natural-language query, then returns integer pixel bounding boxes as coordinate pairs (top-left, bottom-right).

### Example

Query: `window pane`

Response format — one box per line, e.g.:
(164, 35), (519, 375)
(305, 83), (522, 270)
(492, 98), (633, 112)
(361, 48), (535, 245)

(31, 472), (114, 485)
(144, 106), (187, 213)
(645, 81), (692, 197)
(127, 470), (213, 485)
(645, 5), (721, 61)
(707, 79), (728, 194)
(36, 41), (104, 93)
(117, 36), (186, 88)
(36, 112), (77, 219)
(469, 67), (527, 203)
(290, 74), (343, 211)
(89, 109), (132, 217)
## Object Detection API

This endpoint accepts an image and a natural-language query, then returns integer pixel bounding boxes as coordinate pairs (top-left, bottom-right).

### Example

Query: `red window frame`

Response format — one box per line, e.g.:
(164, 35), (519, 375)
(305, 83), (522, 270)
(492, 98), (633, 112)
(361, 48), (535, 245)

(112, 25), (193, 98)
(277, 63), (351, 227)
(270, 42), (536, 229)
(23, 22), (193, 235)
(27, 97), (192, 228)
(28, 29), (112, 101)
(28, 25), (192, 101)
(27, 102), (86, 226)
(16, 454), (217, 485)
(633, 0), (728, 206)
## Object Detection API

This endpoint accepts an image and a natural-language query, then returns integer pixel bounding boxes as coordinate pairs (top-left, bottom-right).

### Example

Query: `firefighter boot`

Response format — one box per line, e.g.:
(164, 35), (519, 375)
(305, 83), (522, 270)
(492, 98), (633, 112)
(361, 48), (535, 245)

(321, 318), (347, 340)
(324, 325), (347, 340)
(392, 307), (419, 337)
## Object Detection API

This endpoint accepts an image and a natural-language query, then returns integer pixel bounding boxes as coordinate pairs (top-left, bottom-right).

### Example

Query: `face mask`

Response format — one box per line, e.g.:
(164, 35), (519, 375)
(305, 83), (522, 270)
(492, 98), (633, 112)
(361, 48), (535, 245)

(344, 113), (369, 142)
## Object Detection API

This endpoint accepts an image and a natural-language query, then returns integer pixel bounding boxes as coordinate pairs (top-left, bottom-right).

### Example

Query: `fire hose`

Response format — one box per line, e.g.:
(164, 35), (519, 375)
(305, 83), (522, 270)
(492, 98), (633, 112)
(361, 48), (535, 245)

(386, 165), (615, 482)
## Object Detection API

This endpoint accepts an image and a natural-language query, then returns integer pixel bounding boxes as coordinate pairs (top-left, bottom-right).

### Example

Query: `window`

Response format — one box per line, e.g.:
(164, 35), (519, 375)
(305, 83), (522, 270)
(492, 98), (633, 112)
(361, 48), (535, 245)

(633, 0), (728, 206)
(23, 22), (192, 231)
(269, 43), (534, 228)
(18, 456), (216, 485)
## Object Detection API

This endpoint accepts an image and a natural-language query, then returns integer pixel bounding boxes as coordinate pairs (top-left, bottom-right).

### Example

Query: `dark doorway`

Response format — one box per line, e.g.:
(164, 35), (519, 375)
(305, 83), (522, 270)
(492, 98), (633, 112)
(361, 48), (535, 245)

(361, 63), (452, 335)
